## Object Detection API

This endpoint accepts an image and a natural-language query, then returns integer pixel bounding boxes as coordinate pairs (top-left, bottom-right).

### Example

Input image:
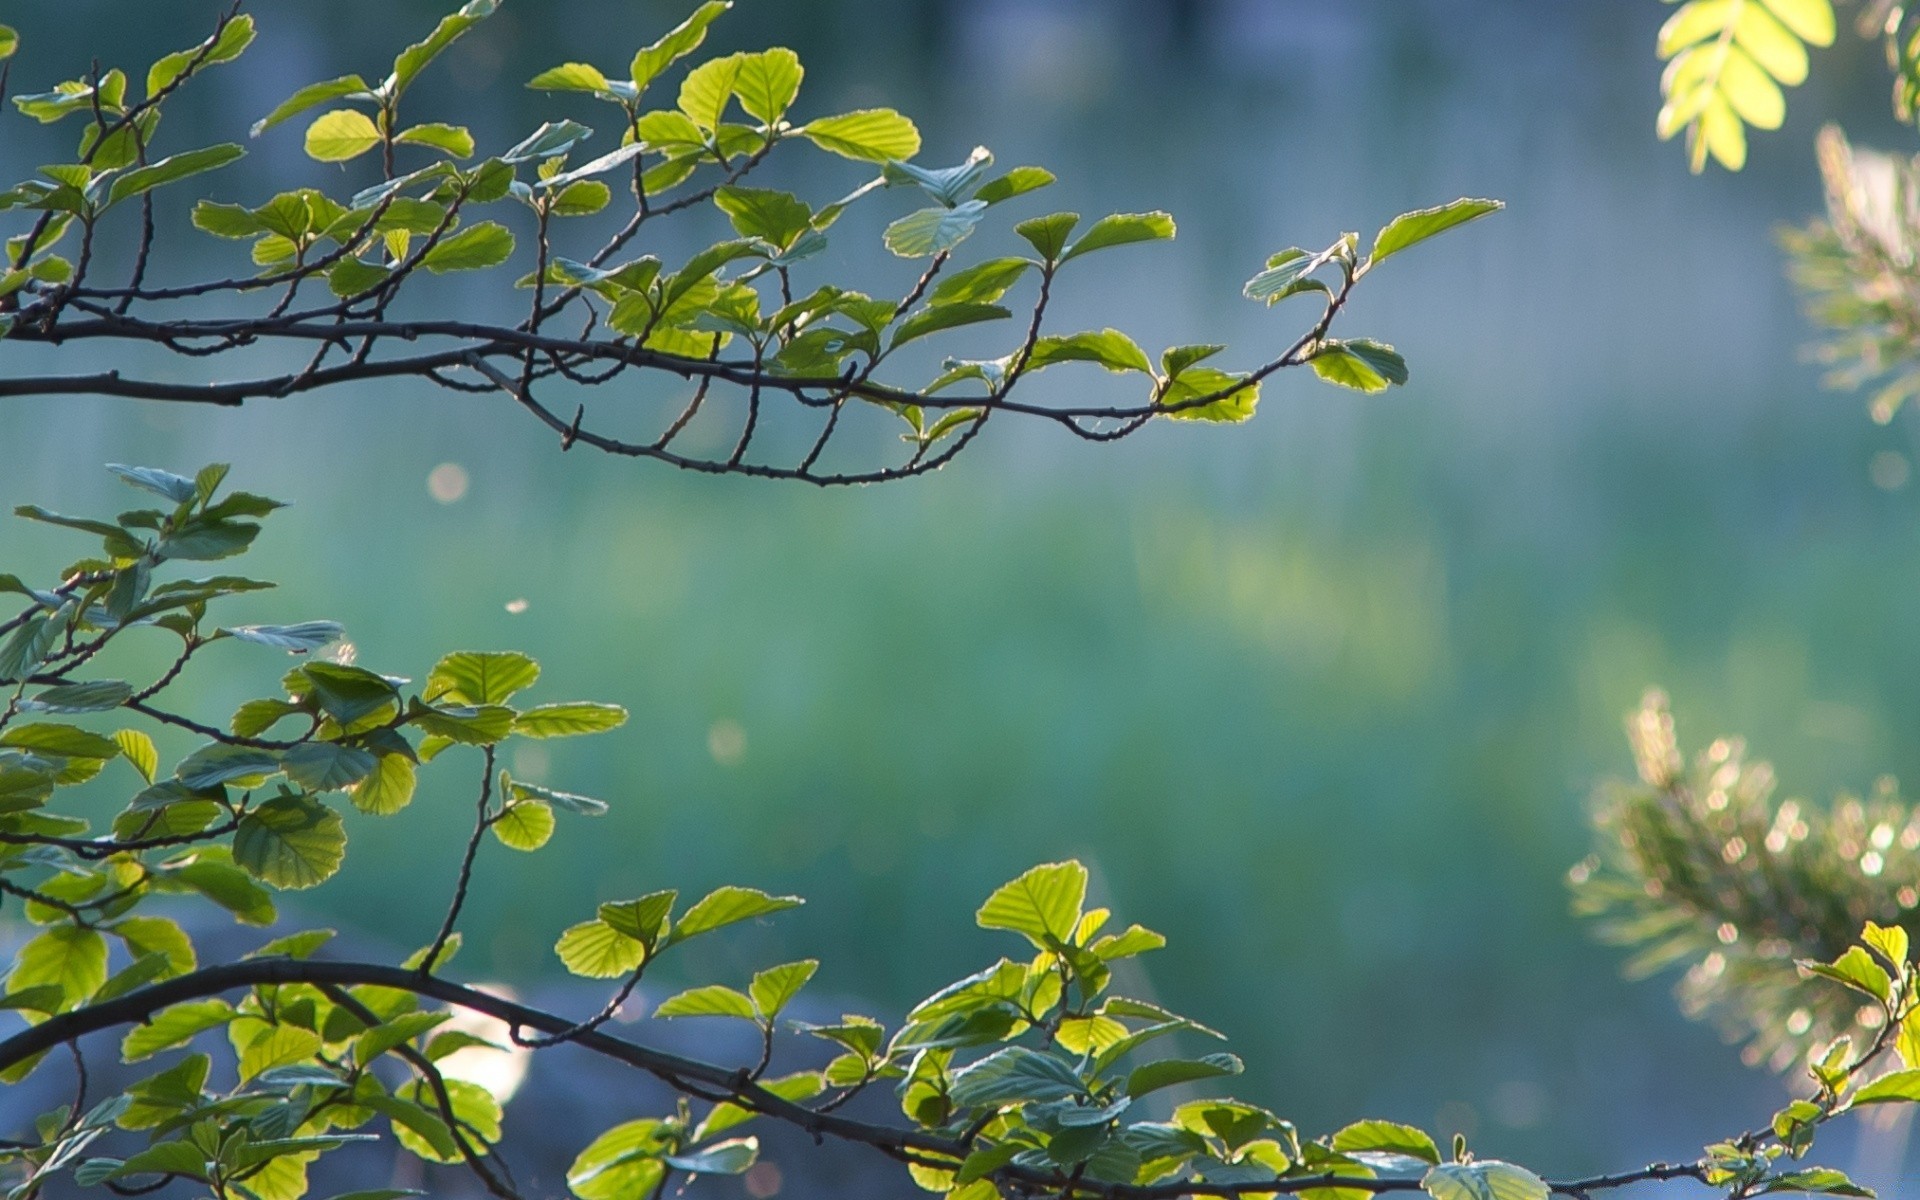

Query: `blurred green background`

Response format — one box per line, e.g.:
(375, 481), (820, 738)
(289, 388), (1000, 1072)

(4, 0), (1919, 1190)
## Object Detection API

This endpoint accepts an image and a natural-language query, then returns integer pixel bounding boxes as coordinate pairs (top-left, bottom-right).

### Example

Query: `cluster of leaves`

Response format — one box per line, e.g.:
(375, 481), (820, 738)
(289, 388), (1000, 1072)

(1, 468), (1913, 1200)
(0, 2), (1498, 484)
(1655, 0), (1835, 172)
(1573, 690), (1920, 1071)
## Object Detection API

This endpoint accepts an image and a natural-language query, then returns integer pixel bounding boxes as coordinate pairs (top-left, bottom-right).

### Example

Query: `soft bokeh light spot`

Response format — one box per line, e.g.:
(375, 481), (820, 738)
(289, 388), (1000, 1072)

(434, 985), (531, 1106)
(707, 718), (746, 767)
(504, 597), (529, 614)
(745, 1162), (782, 1199)
(428, 462), (470, 503)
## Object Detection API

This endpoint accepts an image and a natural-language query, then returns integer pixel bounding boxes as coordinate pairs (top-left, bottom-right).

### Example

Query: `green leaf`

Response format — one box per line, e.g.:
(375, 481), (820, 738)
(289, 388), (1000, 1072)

(1759, 0), (1835, 46)
(513, 702), (629, 738)
(664, 1138), (759, 1176)
(0, 27), (16, 61)
(1309, 339), (1407, 393)
(145, 14), (255, 96)
(251, 75), (374, 136)
(750, 960), (819, 1019)
(1851, 1068), (1920, 1104)
(894, 303), (1011, 349)
(1331, 1121), (1441, 1165)
(233, 794), (347, 889)
(1802, 946), (1893, 1003)
(1061, 211), (1175, 263)
(122, 999), (235, 1061)
(1423, 1162), (1551, 1200)
(555, 919), (646, 978)
(305, 110), (382, 162)
(1758, 1168), (1875, 1197)
(655, 984), (758, 1019)
(113, 729), (158, 787)
(176, 743), (280, 789)
(1028, 329), (1153, 375)
(280, 742), (377, 792)
(112, 915), (196, 975)
(976, 860), (1087, 947)
(1861, 922), (1910, 972)
(1, 722), (121, 760)
(427, 651), (540, 705)
(492, 798), (554, 850)
(931, 258), (1031, 306)
(509, 777), (609, 816)
(347, 753), (416, 818)
(1126, 1053), (1244, 1098)
(1243, 247), (1332, 305)
(529, 62), (613, 93)
(1015, 212), (1079, 262)
(1369, 198), (1502, 265)
(735, 48), (803, 123)
(885, 201), (988, 258)
(168, 853), (277, 925)
(395, 123), (475, 158)
(410, 701), (515, 744)
(223, 621), (346, 652)
(632, 1), (733, 90)
(22, 680), (133, 713)
(422, 222), (515, 273)
(599, 890), (676, 946)
(108, 144), (245, 206)
(802, 109), (922, 162)
(9, 925), (107, 1009)
(715, 187), (813, 248)
(672, 885), (804, 942)
(354, 1011), (450, 1067)
(570, 1119), (672, 1200)
(552, 180), (612, 216)
(116, 1141), (212, 1182)
(948, 1046), (1083, 1108)
(678, 53), (742, 129)
(296, 662), (400, 726)
(975, 166), (1055, 205)
(389, 0), (499, 99)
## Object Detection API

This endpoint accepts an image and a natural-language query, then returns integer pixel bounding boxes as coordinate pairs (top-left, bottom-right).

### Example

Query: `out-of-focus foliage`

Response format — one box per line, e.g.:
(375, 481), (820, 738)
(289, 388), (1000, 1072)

(1781, 127), (1920, 421)
(1656, 0), (1835, 172)
(1575, 690), (1920, 1073)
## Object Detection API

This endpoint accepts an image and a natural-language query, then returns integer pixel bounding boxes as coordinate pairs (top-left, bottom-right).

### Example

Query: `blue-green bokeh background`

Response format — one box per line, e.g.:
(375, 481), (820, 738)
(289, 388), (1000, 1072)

(4, 0), (1919, 1190)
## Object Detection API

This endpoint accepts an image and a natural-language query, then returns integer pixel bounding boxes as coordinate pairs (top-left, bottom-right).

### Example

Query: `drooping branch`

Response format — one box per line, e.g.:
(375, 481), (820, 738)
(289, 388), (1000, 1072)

(0, 0), (1499, 485)
(0, 956), (1727, 1200)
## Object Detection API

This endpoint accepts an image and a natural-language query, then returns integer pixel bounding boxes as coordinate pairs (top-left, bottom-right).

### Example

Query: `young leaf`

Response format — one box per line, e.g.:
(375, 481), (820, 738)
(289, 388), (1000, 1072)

(749, 960), (819, 1019)
(421, 222), (515, 273)
(1331, 1121), (1442, 1165)
(492, 798), (555, 850)
(802, 109), (922, 162)
(1369, 198), (1502, 265)
(1422, 1162), (1550, 1200)
(232, 794), (347, 889)
(555, 919), (646, 978)
(976, 861), (1087, 947)
(1060, 211), (1175, 263)
(389, 0), (500, 99)
(426, 650), (540, 706)
(305, 110), (383, 162)
(673, 886), (804, 941)
(885, 202), (988, 258)
(654, 984), (758, 1019)
(1126, 1053), (1244, 1098)
(513, 702), (628, 738)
